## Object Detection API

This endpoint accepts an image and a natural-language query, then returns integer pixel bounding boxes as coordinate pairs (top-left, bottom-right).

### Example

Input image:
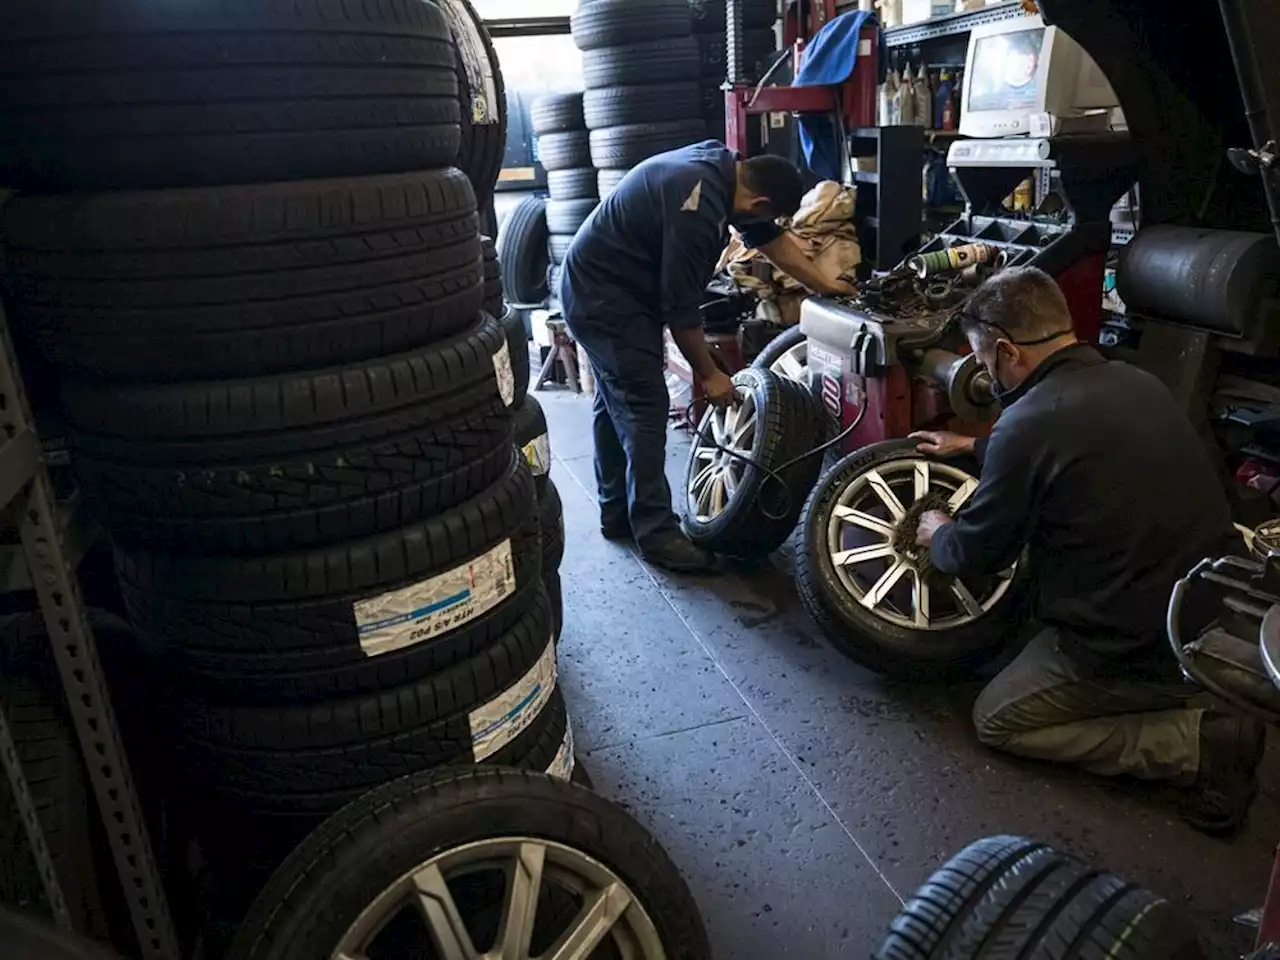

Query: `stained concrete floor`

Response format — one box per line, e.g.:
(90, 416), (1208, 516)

(537, 386), (1280, 959)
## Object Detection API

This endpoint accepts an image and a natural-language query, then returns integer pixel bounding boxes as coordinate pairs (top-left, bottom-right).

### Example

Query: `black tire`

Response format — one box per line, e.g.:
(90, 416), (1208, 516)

(545, 198), (598, 234)
(539, 478), (566, 577)
(571, 0), (691, 52)
(590, 120), (709, 169)
(481, 235), (504, 319)
(514, 395), (551, 482)
(537, 130), (592, 171)
(546, 570), (565, 645)
(0, 615), (110, 938)
(583, 37), (701, 89)
(226, 768), (712, 960)
(549, 234), (575, 265)
(583, 83), (703, 130)
(118, 458), (545, 702)
(689, 0), (778, 33)
(0, 0), (461, 191)
(695, 27), (778, 82)
(794, 440), (1029, 678)
(598, 168), (630, 198)
(683, 368), (824, 556)
(174, 594), (559, 809)
(547, 168), (599, 201)
(876, 836), (1205, 960)
(449, 0), (507, 210)
(497, 195), (549, 305)
(3, 171), (482, 381)
(66, 320), (517, 554)
(530, 92), (585, 134)
(752, 324), (807, 382)
(499, 304), (531, 401)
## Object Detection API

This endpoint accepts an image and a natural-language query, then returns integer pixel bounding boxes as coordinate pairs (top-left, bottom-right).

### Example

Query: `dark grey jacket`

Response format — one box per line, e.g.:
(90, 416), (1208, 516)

(930, 344), (1234, 670)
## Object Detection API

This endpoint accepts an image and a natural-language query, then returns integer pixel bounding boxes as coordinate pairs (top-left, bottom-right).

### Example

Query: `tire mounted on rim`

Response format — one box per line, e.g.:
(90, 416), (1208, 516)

(795, 439), (1028, 677)
(226, 768), (712, 960)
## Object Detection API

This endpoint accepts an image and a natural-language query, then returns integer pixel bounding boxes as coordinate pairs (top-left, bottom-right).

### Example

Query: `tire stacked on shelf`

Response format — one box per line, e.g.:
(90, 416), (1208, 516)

(0, 0), (574, 874)
(573, 0), (708, 200)
(690, 0), (780, 142)
(532, 92), (597, 276)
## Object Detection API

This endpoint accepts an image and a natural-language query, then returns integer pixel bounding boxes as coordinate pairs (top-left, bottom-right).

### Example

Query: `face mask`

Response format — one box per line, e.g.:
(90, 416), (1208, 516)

(973, 320), (1075, 398)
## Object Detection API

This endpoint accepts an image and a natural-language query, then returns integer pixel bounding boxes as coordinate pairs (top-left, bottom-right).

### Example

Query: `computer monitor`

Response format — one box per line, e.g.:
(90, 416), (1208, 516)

(958, 15), (1118, 138)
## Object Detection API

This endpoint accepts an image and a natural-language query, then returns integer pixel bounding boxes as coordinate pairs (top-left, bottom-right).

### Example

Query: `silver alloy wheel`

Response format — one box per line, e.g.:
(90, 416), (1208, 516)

(332, 837), (666, 960)
(686, 392), (758, 522)
(768, 339), (808, 386)
(827, 458), (1015, 631)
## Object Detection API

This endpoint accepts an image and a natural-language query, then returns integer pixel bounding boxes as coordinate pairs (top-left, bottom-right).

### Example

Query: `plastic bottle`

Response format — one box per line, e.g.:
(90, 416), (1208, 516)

(915, 63), (933, 128)
(883, 68), (900, 125)
(895, 65), (916, 126)
(935, 69), (954, 130)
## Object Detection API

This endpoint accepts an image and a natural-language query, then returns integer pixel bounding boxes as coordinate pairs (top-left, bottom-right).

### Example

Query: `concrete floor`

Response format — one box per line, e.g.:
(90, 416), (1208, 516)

(538, 385), (1280, 959)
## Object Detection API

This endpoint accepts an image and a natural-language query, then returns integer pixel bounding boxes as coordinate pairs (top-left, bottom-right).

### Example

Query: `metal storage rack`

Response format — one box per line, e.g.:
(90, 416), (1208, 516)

(0, 304), (180, 958)
(883, 1), (1026, 47)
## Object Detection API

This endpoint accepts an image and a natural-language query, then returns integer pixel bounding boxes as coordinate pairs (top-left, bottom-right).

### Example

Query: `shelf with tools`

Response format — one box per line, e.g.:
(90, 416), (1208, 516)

(884, 2), (1028, 47)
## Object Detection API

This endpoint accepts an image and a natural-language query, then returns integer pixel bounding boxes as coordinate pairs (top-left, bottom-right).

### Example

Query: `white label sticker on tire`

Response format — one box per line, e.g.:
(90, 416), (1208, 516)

(547, 716), (575, 781)
(522, 432), (551, 477)
(493, 340), (516, 407)
(471, 639), (557, 761)
(354, 541), (515, 658)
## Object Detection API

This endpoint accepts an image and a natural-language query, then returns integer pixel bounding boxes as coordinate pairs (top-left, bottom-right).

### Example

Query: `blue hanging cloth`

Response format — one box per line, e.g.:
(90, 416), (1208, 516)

(793, 10), (887, 181)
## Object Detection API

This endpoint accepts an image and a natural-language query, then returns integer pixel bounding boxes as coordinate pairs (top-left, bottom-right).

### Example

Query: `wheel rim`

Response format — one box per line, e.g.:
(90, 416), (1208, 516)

(825, 458), (1016, 631)
(332, 837), (666, 960)
(769, 340), (808, 386)
(686, 392), (758, 523)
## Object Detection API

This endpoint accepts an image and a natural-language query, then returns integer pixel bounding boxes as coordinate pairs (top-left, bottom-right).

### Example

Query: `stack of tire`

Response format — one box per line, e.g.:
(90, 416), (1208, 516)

(690, 0), (780, 142)
(533, 92), (598, 278)
(0, 0), (574, 877)
(573, 0), (709, 200)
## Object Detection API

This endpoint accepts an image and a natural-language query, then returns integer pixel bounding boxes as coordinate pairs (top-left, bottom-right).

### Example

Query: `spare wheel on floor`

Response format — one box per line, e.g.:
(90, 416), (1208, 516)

(226, 768), (712, 960)
(795, 439), (1029, 678)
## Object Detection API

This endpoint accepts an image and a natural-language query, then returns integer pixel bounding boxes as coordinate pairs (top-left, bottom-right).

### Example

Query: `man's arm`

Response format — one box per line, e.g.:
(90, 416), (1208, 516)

(924, 420), (1040, 576)
(661, 187), (737, 405)
(756, 232), (857, 296)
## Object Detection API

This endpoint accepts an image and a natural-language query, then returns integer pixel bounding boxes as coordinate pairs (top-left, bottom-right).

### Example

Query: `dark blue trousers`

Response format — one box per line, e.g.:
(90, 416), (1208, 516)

(566, 319), (679, 550)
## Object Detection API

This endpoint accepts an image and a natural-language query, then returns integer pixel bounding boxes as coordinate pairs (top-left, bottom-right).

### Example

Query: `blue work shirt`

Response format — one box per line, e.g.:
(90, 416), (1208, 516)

(559, 140), (780, 354)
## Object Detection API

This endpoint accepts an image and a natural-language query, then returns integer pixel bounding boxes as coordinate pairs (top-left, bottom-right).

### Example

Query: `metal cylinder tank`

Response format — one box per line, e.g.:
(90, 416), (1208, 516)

(1117, 225), (1280, 337)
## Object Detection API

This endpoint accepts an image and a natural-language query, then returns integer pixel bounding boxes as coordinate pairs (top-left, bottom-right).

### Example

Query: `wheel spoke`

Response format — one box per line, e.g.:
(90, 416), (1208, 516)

(723, 465), (739, 499)
(948, 478), (979, 512)
(861, 558), (911, 610)
(913, 460), (930, 505)
(691, 445), (716, 462)
(776, 350), (806, 383)
(729, 412), (756, 451)
(865, 469), (907, 521)
(492, 842), (545, 959)
(690, 462), (717, 496)
(951, 577), (984, 618)
(832, 543), (896, 566)
(414, 863), (480, 960)
(831, 504), (895, 538)
(711, 474), (726, 515)
(545, 882), (633, 960)
(913, 569), (931, 628)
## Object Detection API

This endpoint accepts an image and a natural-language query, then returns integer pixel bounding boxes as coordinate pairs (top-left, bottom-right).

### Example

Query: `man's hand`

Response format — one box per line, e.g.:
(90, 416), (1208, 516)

(910, 430), (977, 458)
(915, 509), (953, 548)
(702, 370), (737, 408)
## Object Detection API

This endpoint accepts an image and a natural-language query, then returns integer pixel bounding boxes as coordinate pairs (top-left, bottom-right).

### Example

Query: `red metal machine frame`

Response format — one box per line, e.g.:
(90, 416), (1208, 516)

(723, 3), (878, 157)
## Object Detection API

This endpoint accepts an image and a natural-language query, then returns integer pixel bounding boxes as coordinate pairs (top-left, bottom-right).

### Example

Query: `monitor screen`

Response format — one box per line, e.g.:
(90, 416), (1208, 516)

(967, 27), (1046, 113)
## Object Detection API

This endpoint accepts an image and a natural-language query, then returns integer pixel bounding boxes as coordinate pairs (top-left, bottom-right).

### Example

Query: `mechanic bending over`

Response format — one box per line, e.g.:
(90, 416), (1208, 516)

(559, 142), (855, 574)
(911, 266), (1259, 837)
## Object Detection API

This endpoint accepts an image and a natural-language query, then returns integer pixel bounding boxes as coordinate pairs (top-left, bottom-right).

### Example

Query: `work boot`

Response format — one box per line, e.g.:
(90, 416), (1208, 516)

(600, 516), (632, 541)
(1182, 713), (1265, 837)
(640, 534), (717, 574)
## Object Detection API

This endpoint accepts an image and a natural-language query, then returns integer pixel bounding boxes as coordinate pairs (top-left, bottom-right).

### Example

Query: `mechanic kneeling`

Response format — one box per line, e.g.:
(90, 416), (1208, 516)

(912, 266), (1261, 836)
(559, 141), (854, 574)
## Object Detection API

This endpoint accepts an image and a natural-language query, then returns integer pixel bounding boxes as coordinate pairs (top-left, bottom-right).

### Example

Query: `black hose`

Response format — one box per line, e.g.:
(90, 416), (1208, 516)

(683, 376), (869, 521)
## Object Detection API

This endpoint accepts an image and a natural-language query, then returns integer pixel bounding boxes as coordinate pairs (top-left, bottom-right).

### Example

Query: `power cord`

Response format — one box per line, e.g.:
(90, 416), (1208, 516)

(682, 375), (869, 521)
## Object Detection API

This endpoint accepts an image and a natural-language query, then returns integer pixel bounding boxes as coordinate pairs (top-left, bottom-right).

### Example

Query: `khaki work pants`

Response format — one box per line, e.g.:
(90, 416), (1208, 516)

(973, 627), (1203, 783)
